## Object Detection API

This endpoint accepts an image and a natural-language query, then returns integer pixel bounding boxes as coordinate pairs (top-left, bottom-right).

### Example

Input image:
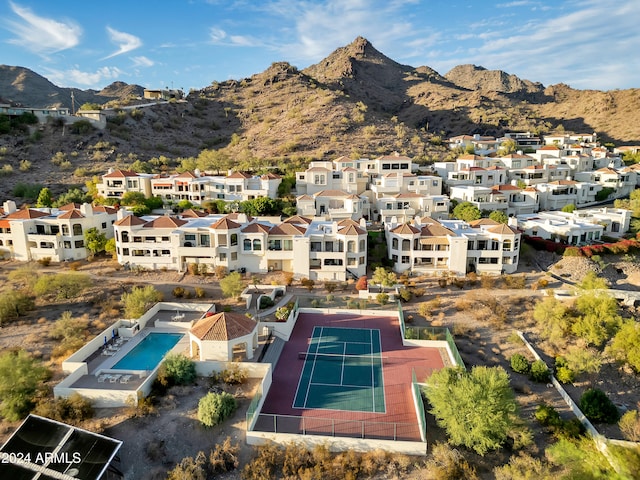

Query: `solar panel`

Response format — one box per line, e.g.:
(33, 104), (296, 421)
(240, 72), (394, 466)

(0, 415), (122, 480)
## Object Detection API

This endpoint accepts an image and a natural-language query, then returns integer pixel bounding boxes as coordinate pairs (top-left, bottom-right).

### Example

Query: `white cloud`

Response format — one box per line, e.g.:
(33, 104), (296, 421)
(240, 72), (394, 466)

(209, 27), (262, 47)
(46, 66), (124, 88)
(131, 56), (154, 68)
(104, 26), (142, 59)
(5, 1), (82, 53)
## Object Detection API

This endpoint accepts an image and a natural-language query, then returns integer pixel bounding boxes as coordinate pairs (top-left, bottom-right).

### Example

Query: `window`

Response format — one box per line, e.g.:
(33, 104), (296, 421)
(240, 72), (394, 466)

(402, 255), (410, 264)
(392, 254), (398, 262)
(244, 239), (252, 251)
(283, 239), (293, 251)
(122, 248), (129, 256)
(348, 257), (356, 266)
(219, 253), (227, 261)
(185, 234), (196, 241)
(268, 239), (282, 251)
(359, 239), (365, 251)
(231, 252), (237, 261)
(72, 224), (82, 236)
(323, 259), (343, 266)
(503, 240), (512, 251)
(347, 240), (355, 253)
(230, 233), (238, 246)
(217, 234), (227, 246)
(63, 241), (71, 249)
(402, 239), (410, 251)
(253, 239), (262, 250)
(101, 222), (107, 229)
(74, 240), (84, 248)
(161, 236), (169, 242)
(382, 163), (391, 170)
(392, 238), (398, 249)
(200, 234), (210, 247)
(359, 256), (365, 265)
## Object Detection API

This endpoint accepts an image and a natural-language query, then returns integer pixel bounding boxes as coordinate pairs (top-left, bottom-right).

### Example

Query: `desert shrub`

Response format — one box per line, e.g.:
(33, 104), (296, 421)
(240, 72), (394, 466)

(494, 452), (555, 480)
(166, 451), (207, 480)
(33, 393), (94, 424)
(555, 366), (576, 384)
(194, 287), (206, 298)
(198, 392), (237, 427)
(0, 290), (35, 326)
(580, 388), (620, 423)
(37, 256), (51, 266)
(172, 286), (185, 298)
(412, 287), (425, 298)
(377, 292), (389, 305)
(619, 409), (640, 442)
(535, 402), (562, 428)
(502, 274), (527, 289)
(212, 363), (247, 385)
(68, 261), (83, 271)
(355, 276), (368, 291)
(0, 350), (50, 421)
(281, 271), (294, 286)
(510, 354), (531, 375)
(209, 437), (240, 473)
(275, 302), (294, 321)
(310, 299), (321, 308)
(157, 354), (196, 387)
(529, 360), (551, 383)
(220, 272), (244, 298)
(187, 263), (200, 275)
(259, 296), (274, 309)
(324, 282), (337, 293)
(301, 278), (315, 292)
(480, 274), (495, 289)
(398, 288), (412, 302)
(241, 442), (283, 480)
(422, 443), (479, 480)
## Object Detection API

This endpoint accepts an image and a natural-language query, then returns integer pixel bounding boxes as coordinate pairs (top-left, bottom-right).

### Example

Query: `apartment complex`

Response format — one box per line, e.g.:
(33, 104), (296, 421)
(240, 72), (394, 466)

(113, 212), (367, 281)
(0, 201), (118, 261)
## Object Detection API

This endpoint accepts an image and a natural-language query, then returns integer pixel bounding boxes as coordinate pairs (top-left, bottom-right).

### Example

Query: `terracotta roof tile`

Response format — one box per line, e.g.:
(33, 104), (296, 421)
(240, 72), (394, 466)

(114, 215), (147, 226)
(57, 209), (84, 219)
(103, 169), (139, 178)
(210, 217), (241, 230)
(339, 224), (366, 235)
(143, 216), (188, 228)
(391, 224), (420, 234)
(190, 312), (257, 341)
(6, 209), (49, 220)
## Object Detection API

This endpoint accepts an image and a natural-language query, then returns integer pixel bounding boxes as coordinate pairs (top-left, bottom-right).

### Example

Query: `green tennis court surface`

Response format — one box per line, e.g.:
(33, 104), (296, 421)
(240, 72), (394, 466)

(293, 326), (385, 413)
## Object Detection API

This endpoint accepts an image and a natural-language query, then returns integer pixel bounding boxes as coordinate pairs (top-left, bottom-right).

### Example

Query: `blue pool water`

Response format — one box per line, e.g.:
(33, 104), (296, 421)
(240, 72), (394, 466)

(113, 333), (184, 370)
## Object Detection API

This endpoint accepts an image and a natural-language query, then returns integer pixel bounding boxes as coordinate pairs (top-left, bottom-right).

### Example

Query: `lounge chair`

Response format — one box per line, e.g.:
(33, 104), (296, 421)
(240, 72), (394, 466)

(109, 374), (121, 383)
(97, 374), (110, 383)
(101, 349), (115, 356)
(120, 374), (132, 384)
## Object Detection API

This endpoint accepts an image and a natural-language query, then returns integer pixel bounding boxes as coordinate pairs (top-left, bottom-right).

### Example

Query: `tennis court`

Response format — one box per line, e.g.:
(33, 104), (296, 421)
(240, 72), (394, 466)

(293, 326), (385, 413)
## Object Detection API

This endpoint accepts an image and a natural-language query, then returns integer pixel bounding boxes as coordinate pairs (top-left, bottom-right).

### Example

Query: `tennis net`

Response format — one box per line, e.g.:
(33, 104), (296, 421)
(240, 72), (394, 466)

(298, 351), (383, 364)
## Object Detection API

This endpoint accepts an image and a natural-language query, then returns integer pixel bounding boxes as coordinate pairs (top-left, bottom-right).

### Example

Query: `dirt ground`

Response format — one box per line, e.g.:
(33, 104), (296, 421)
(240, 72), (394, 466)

(1, 253), (639, 478)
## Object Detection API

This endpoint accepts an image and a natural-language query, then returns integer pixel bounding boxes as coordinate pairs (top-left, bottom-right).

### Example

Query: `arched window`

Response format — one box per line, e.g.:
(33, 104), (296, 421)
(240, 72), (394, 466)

(347, 240), (355, 253)
(359, 239), (365, 251)
(244, 239), (251, 251)
(402, 239), (410, 251)
(230, 233), (238, 246)
(253, 239), (262, 250)
(72, 224), (82, 236)
(392, 238), (398, 249)
(62, 225), (69, 235)
(121, 231), (129, 243)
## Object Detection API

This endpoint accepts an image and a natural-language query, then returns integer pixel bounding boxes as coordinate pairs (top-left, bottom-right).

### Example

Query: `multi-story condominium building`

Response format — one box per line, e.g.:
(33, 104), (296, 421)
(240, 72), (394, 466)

(506, 163), (572, 186)
(543, 132), (597, 147)
(447, 134), (501, 155)
(97, 169), (282, 206)
(574, 167), (637, 198)
(97, 169), (153, 200)
(499, 132), (543, 151)
(113, 212), (367, 281)
(535, 180), (605, 211)
(296, 190), (369, 220)
(385, 216), (520, 276)
(295, 161), (367, 195)
(375, 193), (450, 223)
(0, 201), (118, 261)
(513, 208), (630, 244)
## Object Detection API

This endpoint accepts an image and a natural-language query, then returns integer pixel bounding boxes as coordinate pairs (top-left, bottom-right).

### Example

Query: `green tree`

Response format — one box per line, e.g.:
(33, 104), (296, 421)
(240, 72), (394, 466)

(371, 267), (397, 292)
(0, 290), (35, 326)
(158, 354), (196, 386)
(220, 272), (244, 298)
(425, 366), (522, 455)
(489, 210), (508, 224)
(608, 320), (640, 372)
(33, 273), (91, 300)
(198, 392), (237, 427)
(0, 350), (50, 421)
(121, 191), (147, 206)
(572, 290), (621, 347)
(577, 270), (609, 290)
(53, 188), (91, 207)
(36, 187), (53, 208)
(84, 227), (107, 256)
(104, 238), (116, 258)
(79, 102), (101, 111)
(561, 203), (576, 213)
(498, 138), (518, 155)
(453, 202), (481, 222)
(121, 285), (163, 318)
(532, 296), (571, 344)
(196, 149), (229, 174)
(240, 197), (281, 216)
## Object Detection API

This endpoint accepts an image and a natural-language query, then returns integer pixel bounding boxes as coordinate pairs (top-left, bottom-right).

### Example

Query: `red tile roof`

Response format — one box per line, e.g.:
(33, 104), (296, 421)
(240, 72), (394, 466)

(190, 312), (257, 341)
(143, 216), (188, 228)
(210, 217), (241, 230)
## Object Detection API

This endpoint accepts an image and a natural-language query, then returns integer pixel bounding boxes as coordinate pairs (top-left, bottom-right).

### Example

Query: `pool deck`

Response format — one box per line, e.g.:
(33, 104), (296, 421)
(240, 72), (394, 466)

(69, 327), (191, 391)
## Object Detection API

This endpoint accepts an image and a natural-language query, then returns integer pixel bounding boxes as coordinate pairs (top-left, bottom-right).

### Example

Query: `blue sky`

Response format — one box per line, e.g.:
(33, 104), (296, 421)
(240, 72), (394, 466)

(1, 0), (638, 92)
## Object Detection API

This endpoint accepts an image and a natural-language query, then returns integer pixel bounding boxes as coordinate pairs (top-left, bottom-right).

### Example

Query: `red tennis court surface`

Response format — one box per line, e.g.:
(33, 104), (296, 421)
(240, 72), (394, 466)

(256, 312), (446, 442)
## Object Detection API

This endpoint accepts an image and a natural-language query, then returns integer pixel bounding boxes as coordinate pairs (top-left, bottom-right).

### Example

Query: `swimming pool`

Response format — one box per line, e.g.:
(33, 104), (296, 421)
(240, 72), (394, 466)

(113, 333), (184, 371)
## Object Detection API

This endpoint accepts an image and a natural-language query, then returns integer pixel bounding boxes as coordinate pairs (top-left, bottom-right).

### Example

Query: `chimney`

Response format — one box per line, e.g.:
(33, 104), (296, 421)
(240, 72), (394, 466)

(3, 200), (17, 214)
(80, 203), (93, 217)
(332, 221), (338, 234)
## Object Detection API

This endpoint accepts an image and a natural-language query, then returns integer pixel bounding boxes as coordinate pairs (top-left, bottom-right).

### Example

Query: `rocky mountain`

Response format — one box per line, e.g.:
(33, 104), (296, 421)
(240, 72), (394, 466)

(0, 65), (144, 109)
(0, 37), (639, 202)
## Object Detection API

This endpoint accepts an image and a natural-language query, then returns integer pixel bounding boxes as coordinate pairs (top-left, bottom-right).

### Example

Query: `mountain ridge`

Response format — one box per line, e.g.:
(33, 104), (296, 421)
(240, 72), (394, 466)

(0, 37), (639, 202)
